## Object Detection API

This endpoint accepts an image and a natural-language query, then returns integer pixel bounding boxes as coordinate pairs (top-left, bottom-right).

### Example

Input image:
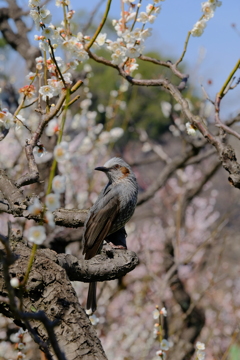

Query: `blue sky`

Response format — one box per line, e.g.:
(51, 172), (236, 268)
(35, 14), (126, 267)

(4, 0), (238, 119)
(67, 0), (240, 119)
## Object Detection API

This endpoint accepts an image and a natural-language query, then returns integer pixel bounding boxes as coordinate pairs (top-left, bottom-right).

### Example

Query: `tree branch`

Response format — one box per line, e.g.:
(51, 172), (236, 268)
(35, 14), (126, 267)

(57, 245), (139, 282)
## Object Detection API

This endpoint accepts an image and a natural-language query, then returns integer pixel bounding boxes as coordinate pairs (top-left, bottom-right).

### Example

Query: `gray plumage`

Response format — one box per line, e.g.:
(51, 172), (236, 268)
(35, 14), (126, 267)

(83, 157), (138, 313)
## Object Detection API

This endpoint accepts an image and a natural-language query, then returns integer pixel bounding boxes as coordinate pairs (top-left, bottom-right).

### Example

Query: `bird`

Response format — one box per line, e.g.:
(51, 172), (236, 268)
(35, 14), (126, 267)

(82, 157), (138, 314)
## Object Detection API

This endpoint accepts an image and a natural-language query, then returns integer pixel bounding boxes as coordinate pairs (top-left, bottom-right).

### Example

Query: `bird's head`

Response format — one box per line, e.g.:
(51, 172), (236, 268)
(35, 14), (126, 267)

(95, 157), (133, 183)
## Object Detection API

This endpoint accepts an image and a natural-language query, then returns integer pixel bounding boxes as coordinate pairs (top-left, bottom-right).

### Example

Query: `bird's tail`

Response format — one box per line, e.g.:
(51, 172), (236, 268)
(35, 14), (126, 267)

(86, 282), (97, 314)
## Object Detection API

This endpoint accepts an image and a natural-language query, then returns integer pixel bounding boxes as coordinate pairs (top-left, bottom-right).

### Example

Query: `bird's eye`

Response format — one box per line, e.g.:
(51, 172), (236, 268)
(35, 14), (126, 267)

(114, 164), (120, 169)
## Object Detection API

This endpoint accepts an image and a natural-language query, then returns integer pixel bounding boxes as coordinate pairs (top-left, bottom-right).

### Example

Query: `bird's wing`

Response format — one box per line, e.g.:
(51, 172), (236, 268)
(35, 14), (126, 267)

(83, 194), (120, 260)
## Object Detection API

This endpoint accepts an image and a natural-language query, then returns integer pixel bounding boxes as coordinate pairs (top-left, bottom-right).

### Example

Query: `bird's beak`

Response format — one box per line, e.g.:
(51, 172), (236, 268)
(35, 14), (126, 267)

(95, 166), (109, 172)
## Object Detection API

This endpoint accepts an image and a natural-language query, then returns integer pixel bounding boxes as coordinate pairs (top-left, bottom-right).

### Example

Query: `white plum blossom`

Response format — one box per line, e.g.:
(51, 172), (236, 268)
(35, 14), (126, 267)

(109, 127), (124, 141)
(10, 277), (20, 288)
(99, 131), (111, 144)
(148, 15), (157, 24)
(54, 141), (69, 162)
(83, 64), (92, 73)
(15, 114), (26, 131)
(26, 72), (36, 82)
(47, 79), (63, 96)
(80, 99), (92, 109)
(160, 307), (167, 316)
(28, 198), (42, 215)
(45, 211), (55, 227)
(201, 2), (215, 19)
(146, 4), (161, 15)
(137, 12), (156, 24)
(89, 314), (99, 326)
(42, 27), (55, 39)
(39, 85), (56, 101)
(96, 33), (107, 46)
(119, 100), (127, 110)
(196, 350), (206, 360)
(152, 308), (160, 319)
(28, 226), (46, 245)
(45, 193), (60, 211)
(36, 56), (43, 63)
(119, 81), (129, 92)
(62, 38), (89, 62)
(125, 12), (136, 22)
(29, 0), (42, 7)
(153, 327), (158, 339)
(110, 90), (118, 97)
(93, 123), (104, 135)
(79, 137), (93, 154)
(17, 351), (26, 359)
(35, 56), (44, 70)
(196, 342), (205, 350)
(191, 19), (207, 37)
(56, 0), (70, 6)
(137, 12), (149, 24)
(30, 5), (52, 29)
(186, 122), (197, 136)
(55, 56), (64, 68)
(142, 142), (152, 152)
(191, 1), (221, 37)
(160, 339), (170, 351)
(34, 145), (47, 158)
(97, 104), (105, 113)
(111, 49), (126, 65)
(74, 48), (89, 61)
(0, 109), (14, 129)
(77, 32), (84, 41)
(46, 118), (59, 136)
(52, 175), (66, 194)
(39, 6), (52, 23)
(202, 0), (222, 19)
(68, 60), (79, 70)
(39, 41), (49, 52)
(126, 44), (142, 58)
(161, 101), (172, 117)
(156, 350), (166, 359)
(141, 28), (152, 39)
(30, 9), (40, 22)
(63, 72), (72, 84)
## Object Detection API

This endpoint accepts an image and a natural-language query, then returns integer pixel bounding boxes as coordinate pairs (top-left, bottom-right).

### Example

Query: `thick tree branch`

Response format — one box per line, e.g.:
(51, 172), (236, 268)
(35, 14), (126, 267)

(53, 208), (87, 228)
(0, 233), (109, 360)
(57, 245), (139, 282)
(0, 170), (26, 213)
(0, 169), (88, 226)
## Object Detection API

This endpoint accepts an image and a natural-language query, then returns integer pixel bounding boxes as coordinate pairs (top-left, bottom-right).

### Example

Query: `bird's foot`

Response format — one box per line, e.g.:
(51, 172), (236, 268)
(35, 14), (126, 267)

(108, 241), (127, 249)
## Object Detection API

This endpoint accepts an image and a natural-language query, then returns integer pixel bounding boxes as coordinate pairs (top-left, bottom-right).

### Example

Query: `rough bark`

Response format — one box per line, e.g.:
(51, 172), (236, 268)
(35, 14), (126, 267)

(0, 232), (138, 359)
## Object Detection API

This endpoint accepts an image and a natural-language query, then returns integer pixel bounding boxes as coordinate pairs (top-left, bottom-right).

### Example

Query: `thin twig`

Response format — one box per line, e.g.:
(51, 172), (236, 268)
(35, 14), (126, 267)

(175, 31), (191, 66)
(130, 0), (142, 31)
(85, 0), (112, 51)
(49, 40), (66, 87)
(218, 58), (240, 99)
